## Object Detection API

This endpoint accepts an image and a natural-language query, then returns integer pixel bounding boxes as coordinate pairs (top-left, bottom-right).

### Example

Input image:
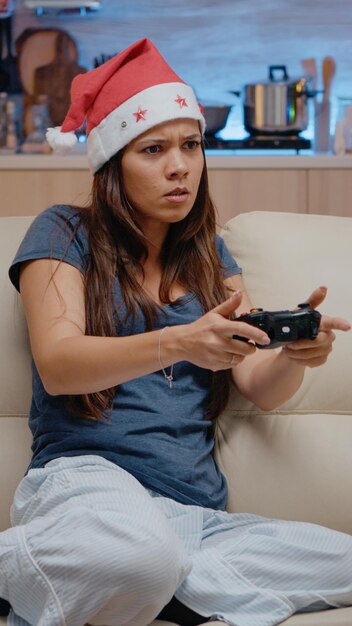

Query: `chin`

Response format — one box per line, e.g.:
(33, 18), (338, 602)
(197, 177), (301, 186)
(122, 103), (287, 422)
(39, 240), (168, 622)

(166, 209), (192, 223)
(166, 202), (194, 219)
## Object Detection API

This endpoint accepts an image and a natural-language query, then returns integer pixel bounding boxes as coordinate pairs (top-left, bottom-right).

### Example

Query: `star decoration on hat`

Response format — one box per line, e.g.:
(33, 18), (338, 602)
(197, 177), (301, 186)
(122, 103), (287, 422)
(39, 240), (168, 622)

(175, 94), (188, 108)
(133, 107), (148, 122)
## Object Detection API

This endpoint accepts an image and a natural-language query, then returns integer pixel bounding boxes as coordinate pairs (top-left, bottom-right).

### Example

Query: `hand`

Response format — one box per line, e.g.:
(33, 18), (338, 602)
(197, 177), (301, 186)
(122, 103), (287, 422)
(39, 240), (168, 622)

(181, 290), (270, 371)
(282, 286), (351, 368)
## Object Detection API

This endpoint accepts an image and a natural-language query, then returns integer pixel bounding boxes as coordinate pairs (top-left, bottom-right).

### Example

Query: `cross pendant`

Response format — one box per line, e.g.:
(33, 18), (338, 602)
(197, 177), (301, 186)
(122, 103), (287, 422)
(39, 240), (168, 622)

(166, 375), (173, 389)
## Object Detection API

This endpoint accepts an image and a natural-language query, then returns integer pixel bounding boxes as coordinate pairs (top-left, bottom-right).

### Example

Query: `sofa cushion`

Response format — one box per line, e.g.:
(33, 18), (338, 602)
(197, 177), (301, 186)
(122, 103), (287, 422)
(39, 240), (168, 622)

(0, 217), (34, 531)
(280, 606), (352, 625)
(221, 211), (352, 414)
(216, 212), (352, 533)
(0, 217), (34, 418)
(0, 417), (32, 531)
(2, 611), (352, 626)
(3, 612), (352, 625)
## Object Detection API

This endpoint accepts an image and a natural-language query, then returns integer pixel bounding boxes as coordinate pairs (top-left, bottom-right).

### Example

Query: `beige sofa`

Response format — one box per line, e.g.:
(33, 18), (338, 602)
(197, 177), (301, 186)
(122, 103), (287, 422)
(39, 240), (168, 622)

(1, 211), (352, 626)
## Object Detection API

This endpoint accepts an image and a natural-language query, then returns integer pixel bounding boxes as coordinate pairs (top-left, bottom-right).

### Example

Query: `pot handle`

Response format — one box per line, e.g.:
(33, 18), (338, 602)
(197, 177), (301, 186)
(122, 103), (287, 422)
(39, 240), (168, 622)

(298, 89), (325, 99)
(269, 65), (289, 82)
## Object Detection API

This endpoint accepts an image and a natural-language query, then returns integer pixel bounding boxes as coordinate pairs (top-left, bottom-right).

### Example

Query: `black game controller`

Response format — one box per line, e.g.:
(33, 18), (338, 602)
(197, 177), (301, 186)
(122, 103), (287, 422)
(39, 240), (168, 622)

(233, 303), (322, 349)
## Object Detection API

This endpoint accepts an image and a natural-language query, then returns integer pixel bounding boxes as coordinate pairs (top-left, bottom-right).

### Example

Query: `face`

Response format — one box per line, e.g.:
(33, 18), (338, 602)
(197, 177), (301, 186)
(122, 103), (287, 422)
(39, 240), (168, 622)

(120, 118), (204, 237)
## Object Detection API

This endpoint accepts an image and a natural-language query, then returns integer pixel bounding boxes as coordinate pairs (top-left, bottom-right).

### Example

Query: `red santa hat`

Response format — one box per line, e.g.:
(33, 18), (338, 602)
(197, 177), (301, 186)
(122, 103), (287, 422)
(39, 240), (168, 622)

(46, 38), (205, 174)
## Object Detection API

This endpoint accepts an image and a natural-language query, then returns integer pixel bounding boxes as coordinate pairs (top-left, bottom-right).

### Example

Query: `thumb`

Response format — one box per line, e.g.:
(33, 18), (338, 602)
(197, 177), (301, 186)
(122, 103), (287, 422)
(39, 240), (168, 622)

(213, 290), (243, 318)
(304, 285), (328, 310)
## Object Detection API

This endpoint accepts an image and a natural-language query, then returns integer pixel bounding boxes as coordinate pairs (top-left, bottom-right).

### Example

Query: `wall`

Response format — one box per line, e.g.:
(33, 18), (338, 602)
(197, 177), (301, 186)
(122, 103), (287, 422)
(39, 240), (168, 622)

(12, 0), (352, 111)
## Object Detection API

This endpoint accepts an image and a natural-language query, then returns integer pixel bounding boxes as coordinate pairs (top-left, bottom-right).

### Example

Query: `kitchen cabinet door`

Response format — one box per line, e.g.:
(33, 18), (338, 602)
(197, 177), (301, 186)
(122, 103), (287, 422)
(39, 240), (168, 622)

(0, 170), (92, 216)
(207, 169), (307, 227)
(308, 170), (352, 217)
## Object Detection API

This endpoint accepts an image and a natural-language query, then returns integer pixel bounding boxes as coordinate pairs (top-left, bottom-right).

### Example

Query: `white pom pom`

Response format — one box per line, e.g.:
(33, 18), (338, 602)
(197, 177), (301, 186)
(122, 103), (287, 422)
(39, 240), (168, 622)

(46, 126), (78, 154)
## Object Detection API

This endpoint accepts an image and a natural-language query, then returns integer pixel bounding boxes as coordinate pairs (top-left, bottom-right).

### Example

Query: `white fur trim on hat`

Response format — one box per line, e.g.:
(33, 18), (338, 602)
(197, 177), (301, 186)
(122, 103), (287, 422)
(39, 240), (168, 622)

(87, 82), (205, 174)
(46, 126), (78, 154)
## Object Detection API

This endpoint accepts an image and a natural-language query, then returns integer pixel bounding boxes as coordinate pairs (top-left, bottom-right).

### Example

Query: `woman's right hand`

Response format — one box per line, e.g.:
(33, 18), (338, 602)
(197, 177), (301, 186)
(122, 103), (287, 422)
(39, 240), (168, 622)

(175, 291), (271, 371)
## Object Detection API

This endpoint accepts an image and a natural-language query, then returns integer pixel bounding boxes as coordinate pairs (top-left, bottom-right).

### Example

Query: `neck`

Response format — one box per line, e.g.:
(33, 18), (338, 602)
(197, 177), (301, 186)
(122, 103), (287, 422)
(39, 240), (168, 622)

(141, 223), (170, 263)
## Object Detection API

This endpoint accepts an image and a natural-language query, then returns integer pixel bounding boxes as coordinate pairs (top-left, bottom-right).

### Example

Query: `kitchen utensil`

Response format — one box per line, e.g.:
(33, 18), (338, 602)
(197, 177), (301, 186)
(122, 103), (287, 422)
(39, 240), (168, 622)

(203, 104), (232, 136)
(301, 58), (320, 148)
(333, 97), (352, 154)
(15, 27), (79, 135)
(34, 31), (86, 126)
(314, 56), (336, 152)
(322, 56), (336, 101)
(231, 65), (319, 136)
(300, 58), (317, 90)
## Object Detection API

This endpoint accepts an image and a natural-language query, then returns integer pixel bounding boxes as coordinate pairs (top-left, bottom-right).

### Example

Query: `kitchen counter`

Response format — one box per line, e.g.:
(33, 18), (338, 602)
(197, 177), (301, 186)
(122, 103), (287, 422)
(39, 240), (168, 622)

(206, 152), (352, 169)
(0, 151), (352, 169)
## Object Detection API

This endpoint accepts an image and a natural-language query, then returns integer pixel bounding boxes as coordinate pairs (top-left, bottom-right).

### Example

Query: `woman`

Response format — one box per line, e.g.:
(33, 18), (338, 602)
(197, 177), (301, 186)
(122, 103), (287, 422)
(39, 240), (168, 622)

(1, 38), (351, 626)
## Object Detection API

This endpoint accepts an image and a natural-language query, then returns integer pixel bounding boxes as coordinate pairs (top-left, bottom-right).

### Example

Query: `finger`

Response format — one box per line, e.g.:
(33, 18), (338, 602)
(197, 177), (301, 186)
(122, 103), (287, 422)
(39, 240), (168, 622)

(232, 354), (246, 365)
(283, 352), (329, 368)
(283, 343), (332, 359)
(283, 330), (335, 351)
(319, 315), (351, 332)
(212, 290), (243, 318)
(288, 355), (329, 368)
(304, 285), (328, 310)
(223, 354), (247, 367)
(231, 320), (271, 346)
(226, 340), (257, 358)
(283, 337), (335, 359)
(283, 333), (334, 359)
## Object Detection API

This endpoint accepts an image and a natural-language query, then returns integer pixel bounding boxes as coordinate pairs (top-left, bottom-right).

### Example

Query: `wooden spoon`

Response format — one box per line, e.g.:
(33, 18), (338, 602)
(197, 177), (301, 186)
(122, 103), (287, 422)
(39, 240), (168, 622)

(301, 58), (317, 90)
(322, 56), (336, 101)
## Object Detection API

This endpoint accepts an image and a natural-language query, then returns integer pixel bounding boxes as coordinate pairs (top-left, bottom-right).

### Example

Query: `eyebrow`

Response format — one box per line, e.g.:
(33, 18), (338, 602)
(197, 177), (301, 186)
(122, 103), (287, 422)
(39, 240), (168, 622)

(137, 133), (202, 146)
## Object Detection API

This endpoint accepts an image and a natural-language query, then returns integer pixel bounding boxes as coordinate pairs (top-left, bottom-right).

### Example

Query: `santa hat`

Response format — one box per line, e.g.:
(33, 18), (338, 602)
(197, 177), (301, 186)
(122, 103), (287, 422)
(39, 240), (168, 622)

(46, 38), (205, 174)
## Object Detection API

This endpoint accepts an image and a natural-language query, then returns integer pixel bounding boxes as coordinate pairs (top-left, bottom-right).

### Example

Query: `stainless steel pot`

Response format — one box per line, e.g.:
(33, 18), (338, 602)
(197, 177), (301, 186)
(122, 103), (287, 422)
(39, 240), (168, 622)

(233, 65), (318, 135)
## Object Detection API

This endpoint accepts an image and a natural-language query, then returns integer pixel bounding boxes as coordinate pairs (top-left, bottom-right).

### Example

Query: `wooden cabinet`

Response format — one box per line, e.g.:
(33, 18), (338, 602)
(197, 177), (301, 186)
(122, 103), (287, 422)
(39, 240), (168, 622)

(308, 170), (352, 217)
(1, 157), (352, 224)
(0, 169), (92, 217)
(208, 169), (307, 226)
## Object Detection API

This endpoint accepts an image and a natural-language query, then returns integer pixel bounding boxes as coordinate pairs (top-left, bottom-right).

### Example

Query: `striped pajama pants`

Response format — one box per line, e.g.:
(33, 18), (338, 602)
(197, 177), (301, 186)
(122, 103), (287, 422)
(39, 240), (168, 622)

(0, 455), (352, 626)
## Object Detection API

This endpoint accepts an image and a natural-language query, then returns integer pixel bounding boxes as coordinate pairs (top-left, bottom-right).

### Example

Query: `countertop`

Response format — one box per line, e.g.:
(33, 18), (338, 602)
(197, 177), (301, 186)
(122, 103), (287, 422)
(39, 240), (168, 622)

(1, 150), (352, 170)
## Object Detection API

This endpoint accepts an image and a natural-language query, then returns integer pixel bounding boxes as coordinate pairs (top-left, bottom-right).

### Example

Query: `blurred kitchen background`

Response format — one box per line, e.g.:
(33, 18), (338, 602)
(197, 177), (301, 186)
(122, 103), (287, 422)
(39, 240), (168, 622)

(1, 0), (352, 152)
(1, 0), (352, 221)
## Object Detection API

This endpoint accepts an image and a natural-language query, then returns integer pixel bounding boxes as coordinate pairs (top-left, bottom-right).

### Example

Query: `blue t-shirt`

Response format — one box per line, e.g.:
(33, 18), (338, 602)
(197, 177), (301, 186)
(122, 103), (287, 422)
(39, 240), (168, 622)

(9, 205), (241, 510)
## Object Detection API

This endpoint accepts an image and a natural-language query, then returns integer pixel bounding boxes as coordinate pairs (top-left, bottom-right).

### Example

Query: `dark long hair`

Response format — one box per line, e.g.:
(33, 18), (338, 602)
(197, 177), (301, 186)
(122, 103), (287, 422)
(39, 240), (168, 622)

(66, 147), (232, 421)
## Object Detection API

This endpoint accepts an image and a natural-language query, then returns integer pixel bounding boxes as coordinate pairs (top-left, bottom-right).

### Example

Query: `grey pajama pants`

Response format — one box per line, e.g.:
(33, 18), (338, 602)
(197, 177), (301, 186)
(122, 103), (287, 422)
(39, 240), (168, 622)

(0, 455), (352, 626)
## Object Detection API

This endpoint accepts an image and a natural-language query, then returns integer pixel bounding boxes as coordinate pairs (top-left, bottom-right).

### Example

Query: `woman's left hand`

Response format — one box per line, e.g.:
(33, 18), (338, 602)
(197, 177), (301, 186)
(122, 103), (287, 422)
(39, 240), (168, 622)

(282, 286), (351, 368)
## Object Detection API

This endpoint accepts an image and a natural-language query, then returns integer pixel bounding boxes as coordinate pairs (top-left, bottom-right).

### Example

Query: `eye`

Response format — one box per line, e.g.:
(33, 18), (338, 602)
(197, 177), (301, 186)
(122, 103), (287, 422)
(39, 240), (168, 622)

(184, 140), (201, 150)
(144, 145), (161, 154)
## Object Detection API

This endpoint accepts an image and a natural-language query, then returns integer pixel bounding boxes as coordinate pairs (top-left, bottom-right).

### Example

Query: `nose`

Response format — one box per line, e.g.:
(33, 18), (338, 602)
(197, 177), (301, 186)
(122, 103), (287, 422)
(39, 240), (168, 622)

(165, 148), (189, 179)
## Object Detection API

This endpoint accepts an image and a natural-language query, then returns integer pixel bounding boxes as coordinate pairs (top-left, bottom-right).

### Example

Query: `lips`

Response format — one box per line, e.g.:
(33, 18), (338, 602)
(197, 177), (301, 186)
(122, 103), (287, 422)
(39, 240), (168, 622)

(164, 187), (190, 203)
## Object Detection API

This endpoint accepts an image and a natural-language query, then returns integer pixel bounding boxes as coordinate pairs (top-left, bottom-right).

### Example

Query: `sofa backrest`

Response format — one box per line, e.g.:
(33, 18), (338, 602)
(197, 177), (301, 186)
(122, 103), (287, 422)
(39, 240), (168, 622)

(216, 211), (352, 533)
(0, 217), (34, 531)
